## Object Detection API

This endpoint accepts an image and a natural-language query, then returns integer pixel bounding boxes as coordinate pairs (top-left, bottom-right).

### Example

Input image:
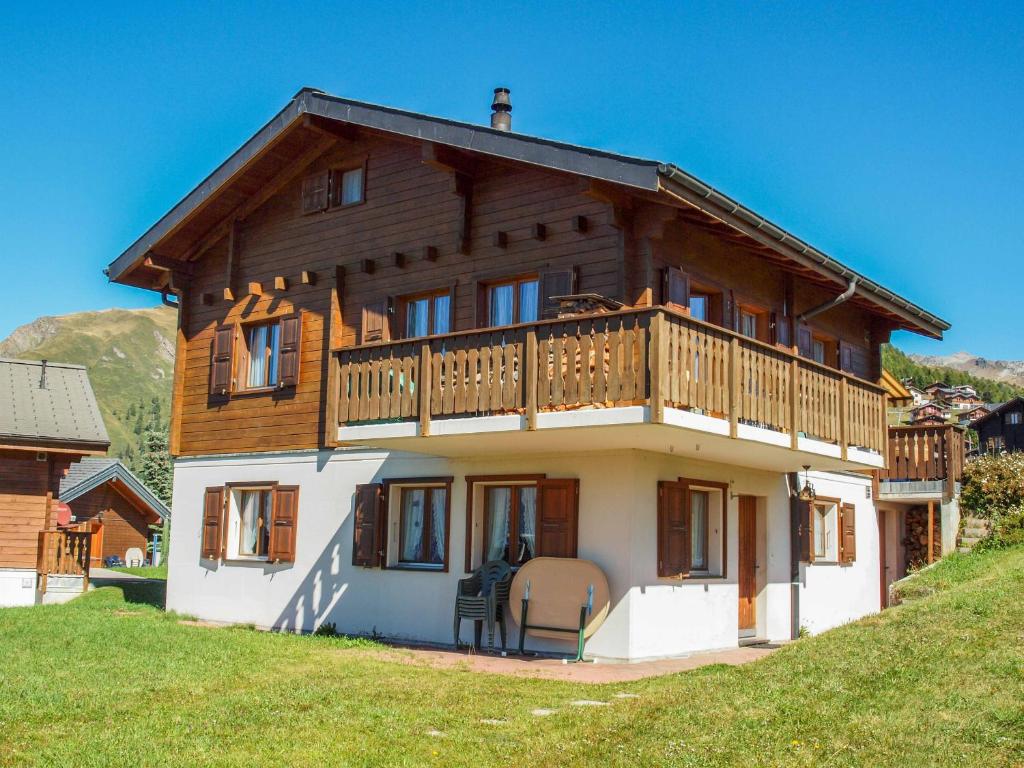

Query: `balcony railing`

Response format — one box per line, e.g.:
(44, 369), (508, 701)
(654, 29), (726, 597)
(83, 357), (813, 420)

(36, 529), (91, 594)
(335, 307), (886, 457)
(878, 425), (966, 497)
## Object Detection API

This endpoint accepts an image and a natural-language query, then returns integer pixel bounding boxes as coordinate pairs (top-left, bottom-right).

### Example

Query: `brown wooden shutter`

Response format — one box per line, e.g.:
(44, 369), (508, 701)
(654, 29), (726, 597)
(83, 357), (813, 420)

(278, 314), (301, 388)
(360, 300), (391, 344)
(536, 478), (579, 557)
(474, 281), (488, 327)
(657, 481), (691, 578)
(709, 292), (725, 326)
(201, 487), (225, 560)
(352, 483), (385, 567)
(268, 485), (300, 563)
(840, 503), (857, 564)
(301, 171), (329, 214)
(839, 341), (870, 380)
(539, 267), (577, 319)
(796, 325), (813, 359)
(796, 498), (814, 563)
(776, 311), (792, 348)
(209, 324), (235, 397)
(729, 291), (740, 332)
(663, 268), (690, 309)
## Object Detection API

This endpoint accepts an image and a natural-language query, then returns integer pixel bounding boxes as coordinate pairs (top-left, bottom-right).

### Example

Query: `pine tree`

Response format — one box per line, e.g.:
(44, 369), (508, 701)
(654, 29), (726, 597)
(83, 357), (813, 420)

(137, 429), (173, 507)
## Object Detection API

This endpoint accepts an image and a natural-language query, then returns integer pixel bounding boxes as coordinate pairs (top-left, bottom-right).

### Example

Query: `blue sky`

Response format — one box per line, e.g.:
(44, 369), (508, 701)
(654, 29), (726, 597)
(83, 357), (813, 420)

(1, 2), (1020, 357)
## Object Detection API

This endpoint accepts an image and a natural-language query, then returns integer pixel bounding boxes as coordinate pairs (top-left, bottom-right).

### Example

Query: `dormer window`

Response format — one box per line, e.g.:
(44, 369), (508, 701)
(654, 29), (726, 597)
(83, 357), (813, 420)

(330, 166), (365, 207)
(244, 322), (281, 390)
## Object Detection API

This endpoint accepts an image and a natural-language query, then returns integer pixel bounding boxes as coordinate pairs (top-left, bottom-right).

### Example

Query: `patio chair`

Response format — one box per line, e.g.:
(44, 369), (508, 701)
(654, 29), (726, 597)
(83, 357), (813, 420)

(453, 560), (512, 652)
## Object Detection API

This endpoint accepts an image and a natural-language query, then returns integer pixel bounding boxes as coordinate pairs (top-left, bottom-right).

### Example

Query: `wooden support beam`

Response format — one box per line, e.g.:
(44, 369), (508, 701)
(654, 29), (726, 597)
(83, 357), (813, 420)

(223, 219), (239, 301)
(927, 500), (935, 564)
(302, 114), (360, 141)
(790, 359), (801, 450)
(571, 215), (589, 233)
(493, 231), (508, 249)
(729, 337), (740, 438)
(526, 330), (538, 431)
(361, 258), (375, 275)
(393, 251), (407, 268)
(419, 343), (432, 437)
(273, 276), (288, 291)
(248, 281), (263, 296)
(301, 270), (317, 286)
(422, 245), (439, 262)
(200, 292), (214, 306)
(650, 313), (666, 424)
(421, 141), (477, 177)
(531, 223), (547, 241)
(144, 253), (194, 277)
(839, 377), (849, 461)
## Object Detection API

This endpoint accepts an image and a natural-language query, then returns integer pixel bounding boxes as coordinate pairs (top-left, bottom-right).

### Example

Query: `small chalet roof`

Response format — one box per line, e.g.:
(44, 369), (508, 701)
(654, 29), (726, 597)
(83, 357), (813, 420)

(60, 457), (170, 520)
(970, 397), (1024, 429)
(0, 358), (109, 452)
(106, 87), (949, 340)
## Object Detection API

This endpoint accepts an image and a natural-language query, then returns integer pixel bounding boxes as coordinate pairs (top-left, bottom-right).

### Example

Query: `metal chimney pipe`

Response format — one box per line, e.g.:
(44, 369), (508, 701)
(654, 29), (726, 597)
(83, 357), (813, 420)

(490, 87), (511, 131)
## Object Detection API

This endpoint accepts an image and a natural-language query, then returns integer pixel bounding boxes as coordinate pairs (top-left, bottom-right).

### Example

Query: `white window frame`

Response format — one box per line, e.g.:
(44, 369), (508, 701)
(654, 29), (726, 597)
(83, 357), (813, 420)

(241, 321), (281, 390)
(384, 480), (450, 571)
(813, 499), (840, 563)
(687, 484), (725, 577)
(225, 485), (274, 561)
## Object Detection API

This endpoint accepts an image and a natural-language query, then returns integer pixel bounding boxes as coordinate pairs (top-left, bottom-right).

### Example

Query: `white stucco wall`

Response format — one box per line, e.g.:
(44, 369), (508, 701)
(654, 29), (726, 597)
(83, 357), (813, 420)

(167, 450), (883, 660)
(0, 568), (39, 608)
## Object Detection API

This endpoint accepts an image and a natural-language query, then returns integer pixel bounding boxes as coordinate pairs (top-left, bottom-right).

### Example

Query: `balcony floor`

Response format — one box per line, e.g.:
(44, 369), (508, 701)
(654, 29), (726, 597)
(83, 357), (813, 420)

(337, 406), (884, 473)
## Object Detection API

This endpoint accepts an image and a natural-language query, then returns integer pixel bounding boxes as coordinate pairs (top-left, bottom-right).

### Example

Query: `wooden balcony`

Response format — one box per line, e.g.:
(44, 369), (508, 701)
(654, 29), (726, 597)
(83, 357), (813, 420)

(876, 425), (966, 501)
(333, 307), (887, 469)
(36, 529), (91, 594)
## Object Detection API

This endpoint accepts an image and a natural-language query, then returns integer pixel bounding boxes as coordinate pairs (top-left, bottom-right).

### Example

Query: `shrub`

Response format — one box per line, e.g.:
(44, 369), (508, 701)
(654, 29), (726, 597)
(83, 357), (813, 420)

(960, 453), (1024, 548)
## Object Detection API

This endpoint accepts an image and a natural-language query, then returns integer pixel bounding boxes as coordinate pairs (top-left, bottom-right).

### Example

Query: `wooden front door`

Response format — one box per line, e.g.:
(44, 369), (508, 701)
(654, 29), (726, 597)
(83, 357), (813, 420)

(738, 495), (757, 634)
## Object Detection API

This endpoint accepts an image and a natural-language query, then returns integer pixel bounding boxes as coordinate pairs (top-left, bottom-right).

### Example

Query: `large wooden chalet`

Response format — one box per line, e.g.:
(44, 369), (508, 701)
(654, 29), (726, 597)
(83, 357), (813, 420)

(106, 87), (949, 660)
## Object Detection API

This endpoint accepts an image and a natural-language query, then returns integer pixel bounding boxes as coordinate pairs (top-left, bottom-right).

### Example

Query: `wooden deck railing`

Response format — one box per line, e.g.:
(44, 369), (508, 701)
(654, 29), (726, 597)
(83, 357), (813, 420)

(878, 425), (966, 489)
(36, 529), (91, 593)
(335, 307), (887, 457)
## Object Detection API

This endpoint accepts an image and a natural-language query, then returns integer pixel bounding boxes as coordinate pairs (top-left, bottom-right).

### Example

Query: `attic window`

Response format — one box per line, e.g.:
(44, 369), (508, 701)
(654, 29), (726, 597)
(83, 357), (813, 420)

(330, 166), (365, 208)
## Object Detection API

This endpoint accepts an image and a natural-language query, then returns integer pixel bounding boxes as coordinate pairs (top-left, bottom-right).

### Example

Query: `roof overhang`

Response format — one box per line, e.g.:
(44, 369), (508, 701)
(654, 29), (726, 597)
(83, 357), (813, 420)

(0, 436), (109, 455)
(107, 87), (948, 340)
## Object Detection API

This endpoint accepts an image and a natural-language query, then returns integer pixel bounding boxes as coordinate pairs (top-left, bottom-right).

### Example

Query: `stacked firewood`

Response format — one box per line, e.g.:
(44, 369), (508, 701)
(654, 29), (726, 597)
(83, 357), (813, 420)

(903, 506), (941, 566)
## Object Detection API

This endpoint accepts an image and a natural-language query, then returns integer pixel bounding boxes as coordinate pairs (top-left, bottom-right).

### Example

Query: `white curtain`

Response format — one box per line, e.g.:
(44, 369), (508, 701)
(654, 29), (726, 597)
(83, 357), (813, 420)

(240, 491), (260, 555)
(401, 490), (425, 562)
(247, 325), (267, 387)
(486, 488), (510, 562)
(690, 491), (708, 569)
(433, 294), (451, 335)
(490, 284), (514, 326)
(429, 489), (446, 564)
(518, 487), (537, 563)
(519, 280), (539, 323)
(341, 167), (364, 204)
(407, 298), (429, 338)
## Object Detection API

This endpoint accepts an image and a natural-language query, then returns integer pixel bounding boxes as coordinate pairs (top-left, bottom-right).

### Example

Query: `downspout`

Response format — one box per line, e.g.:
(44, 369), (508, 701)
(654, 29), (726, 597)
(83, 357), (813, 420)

(797, 277), (858, 324)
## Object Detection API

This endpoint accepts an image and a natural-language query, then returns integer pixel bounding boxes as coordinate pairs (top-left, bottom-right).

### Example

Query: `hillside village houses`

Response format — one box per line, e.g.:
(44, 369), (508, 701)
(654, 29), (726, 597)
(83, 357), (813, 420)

(106, 86), (963, 661)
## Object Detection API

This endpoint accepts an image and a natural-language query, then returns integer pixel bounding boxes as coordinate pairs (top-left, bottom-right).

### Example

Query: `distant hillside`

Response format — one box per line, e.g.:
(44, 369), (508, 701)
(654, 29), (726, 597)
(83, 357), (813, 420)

(883, 345), (1024, 403)
(908, 350), (1024, 389)
(0, 307), (176, 459)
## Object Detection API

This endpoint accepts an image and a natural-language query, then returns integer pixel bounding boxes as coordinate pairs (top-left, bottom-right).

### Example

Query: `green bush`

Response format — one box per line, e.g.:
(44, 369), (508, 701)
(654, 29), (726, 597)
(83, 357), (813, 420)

(961, 453), (1024, 548)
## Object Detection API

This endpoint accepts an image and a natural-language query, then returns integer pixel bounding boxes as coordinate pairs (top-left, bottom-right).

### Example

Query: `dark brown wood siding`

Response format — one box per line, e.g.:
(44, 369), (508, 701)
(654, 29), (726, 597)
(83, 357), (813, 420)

(65, 482), (154, 563)
(0, 450), (75, 569)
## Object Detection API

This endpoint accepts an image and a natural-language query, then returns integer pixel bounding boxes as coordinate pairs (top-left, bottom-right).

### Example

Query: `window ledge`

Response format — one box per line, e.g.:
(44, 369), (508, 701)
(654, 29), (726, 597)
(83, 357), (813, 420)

(231, 386), (291, 399)
(389, 563), (447, 573)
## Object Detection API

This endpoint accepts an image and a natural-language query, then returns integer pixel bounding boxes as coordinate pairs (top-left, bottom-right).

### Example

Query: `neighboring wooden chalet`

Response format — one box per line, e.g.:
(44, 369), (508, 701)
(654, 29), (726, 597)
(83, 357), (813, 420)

(59, 458), (169, 567)
(971, 398), (1024, 454)
(0, 358), (109, 606)
(958, 405), (990, 425)
(909, 402), (946, 424)
(105, 87), (950, 660)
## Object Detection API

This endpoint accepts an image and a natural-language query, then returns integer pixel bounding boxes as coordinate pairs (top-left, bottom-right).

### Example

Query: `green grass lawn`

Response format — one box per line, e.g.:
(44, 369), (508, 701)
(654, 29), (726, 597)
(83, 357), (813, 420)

(108, 563), (168, 580)
(3, 549), (1023, 767)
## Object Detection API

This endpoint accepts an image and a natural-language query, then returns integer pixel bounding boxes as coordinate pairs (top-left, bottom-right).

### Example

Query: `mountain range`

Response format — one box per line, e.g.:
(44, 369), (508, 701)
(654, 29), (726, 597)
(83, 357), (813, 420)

(0, 306), (176, 458)
(906, 351), (1024, 389)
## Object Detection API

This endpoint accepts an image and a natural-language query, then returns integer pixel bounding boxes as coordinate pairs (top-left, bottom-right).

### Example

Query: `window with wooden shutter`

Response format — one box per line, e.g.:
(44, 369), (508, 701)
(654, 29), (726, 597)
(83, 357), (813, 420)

(301, 171), (330, 214)
(209, 324), (235, 398)
(201, 487), (225, 560)
(840, 503), (857, 564)
(269, 485), (300, 563)
(277, 314), (301, 388)
(796, 325), (814, 359)
(360, 300), (391, 344)
(663, 267), (690, 310)
(657, 481), (690, 578)
(535, 478), (579, 558)
(352, 483), (385, 567)
(538, 267), (577, 320)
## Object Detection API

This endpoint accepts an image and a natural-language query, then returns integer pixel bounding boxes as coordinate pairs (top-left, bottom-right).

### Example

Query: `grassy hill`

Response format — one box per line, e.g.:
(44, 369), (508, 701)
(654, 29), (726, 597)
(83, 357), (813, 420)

(0, 306), (176, 459)
(884, 344), (1024, 403)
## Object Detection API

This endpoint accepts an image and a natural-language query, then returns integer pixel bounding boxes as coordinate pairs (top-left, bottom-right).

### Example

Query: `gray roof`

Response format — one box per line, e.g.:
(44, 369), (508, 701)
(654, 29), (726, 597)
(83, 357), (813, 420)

(0, 358), (109, 450)
(107, 87), (948, 339)
(59, 457), (169, 519)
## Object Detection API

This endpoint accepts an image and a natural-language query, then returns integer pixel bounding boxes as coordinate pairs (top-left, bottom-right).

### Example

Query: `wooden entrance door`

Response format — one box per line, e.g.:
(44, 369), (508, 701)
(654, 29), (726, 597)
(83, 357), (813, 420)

(738, 496), (757, 634)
